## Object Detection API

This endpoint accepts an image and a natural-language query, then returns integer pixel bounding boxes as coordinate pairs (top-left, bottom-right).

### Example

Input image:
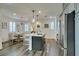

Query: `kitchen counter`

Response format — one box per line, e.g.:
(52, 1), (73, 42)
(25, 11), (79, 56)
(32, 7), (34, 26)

(25, 33), (45, 37)
(24, 33), (45, 51)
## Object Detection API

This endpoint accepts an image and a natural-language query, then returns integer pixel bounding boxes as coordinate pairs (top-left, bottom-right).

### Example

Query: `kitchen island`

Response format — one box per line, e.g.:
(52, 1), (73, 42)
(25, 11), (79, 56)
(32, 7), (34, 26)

(24, 33), (45, 51)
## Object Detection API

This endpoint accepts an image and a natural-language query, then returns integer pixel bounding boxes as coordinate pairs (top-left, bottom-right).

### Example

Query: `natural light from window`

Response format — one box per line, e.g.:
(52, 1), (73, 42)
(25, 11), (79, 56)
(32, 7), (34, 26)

(49, 17), (56, 30)
(50, 21), (55, 30)
(24, 24), (29, 32)
(9, 22), (16, 32)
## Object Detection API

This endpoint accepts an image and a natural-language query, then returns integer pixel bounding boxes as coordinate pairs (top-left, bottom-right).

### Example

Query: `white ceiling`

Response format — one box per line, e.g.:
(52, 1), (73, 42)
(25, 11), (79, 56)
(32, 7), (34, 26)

(0, 3), (63, 21)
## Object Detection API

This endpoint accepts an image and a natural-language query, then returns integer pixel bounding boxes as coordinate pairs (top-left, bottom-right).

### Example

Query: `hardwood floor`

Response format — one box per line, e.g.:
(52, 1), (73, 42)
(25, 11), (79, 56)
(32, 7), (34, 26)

(0, 39), (59, 56)
(0, 42), (28, 56)
(45, 39), (59, 56)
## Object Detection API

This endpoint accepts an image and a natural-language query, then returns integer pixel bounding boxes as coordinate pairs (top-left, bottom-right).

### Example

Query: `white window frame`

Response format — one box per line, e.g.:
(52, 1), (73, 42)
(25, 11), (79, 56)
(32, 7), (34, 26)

(49, 17), (56, 30)
(50, 21), (55, 30)
(24, 24), (29, 32)
(9, 22), (16, 32)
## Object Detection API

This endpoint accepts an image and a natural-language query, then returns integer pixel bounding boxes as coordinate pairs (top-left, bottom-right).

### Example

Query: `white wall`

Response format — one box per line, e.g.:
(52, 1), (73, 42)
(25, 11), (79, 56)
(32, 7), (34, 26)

(39, 18), (59, 39)
(31, 16), (59, 39)
(0, 14), (9, 42)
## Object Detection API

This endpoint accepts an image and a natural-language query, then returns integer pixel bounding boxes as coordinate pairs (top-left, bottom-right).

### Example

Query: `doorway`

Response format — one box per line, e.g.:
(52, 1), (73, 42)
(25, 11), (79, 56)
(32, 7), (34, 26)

(67, 11), (75, 56)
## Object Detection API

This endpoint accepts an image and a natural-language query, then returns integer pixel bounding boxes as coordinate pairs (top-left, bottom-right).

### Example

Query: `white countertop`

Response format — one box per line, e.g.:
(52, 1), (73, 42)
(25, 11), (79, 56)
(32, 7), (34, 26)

(24, 33), (45, 37)
(31, 33), (44, 37)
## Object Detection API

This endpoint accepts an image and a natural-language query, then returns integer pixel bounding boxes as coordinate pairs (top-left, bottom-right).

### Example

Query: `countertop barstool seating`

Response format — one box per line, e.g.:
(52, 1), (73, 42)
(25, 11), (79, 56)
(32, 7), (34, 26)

(14, 34), (23, 43)
(9, 33), (17, 45)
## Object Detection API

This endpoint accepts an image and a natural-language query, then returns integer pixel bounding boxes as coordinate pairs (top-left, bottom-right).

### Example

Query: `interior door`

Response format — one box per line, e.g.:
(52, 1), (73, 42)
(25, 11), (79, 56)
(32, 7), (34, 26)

(67, 11), (75, 56)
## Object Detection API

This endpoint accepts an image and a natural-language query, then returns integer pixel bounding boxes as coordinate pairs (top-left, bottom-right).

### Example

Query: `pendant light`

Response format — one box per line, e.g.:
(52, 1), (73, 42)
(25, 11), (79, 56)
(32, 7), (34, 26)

(32, 10), (35, 23)
(36, 15), (39, 25)
(36, 15), (40, 28)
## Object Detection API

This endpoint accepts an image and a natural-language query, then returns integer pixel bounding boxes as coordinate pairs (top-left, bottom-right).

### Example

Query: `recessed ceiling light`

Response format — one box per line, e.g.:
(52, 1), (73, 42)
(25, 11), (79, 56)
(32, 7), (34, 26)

(13, 13), (16, 16)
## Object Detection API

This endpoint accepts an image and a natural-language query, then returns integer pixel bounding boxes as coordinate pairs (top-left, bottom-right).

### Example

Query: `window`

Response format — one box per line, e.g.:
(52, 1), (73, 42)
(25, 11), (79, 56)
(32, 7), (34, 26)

(9, 22), (16, 32)
(24, 24), (29, 32)
(50, 21), (55, 30)
(49, 17), (56, 30)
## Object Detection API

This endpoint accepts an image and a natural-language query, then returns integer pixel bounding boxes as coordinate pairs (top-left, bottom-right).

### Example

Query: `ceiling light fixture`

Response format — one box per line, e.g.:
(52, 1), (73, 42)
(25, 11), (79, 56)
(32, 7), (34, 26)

(13, 13), (16, 16)
(36, 15), (39, 25)
(39, 10), (41, 14)
(32, 10), (35, 23)
(36, 21), (39, 25)
(36, 15), (40, 28)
